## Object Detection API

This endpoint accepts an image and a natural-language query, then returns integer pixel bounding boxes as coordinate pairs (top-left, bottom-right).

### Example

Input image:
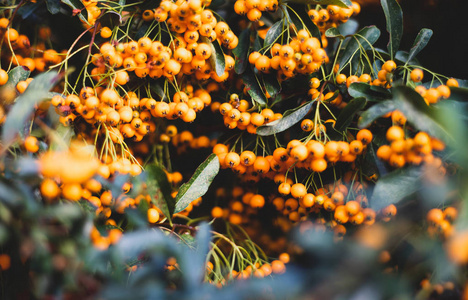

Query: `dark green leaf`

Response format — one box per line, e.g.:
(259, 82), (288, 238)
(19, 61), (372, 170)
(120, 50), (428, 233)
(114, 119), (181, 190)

(325, 27), (345, 40)
(2, 71), (59, 144)
(262, 73), (281, 98)
(233, 29), (250, 75)
(339, 26), (380, 72)
(146, 164), (175, 221)
(288, 0), (351, 7)
(242, 67), (267, 106)
(61, 0), (88, 23)
(202, 37), (225, 77)
(264, 20), (284, 47)
(99, 11), (122, 28)
(46, 0), (61, 14)
(2, 66), (30, 91)
(348, 82), (391, 102)
(392, 85), (454, 143)
(150, 79), (168, 101)
(174, 154), (219, 213)
(371, 166), (423, 210)
(358, 100), (396, 128)
(447, 87), (468, 102)
(407, 28), (433, 63)
(395, 51), (419, 65)
(286, 4), (321, 40)
(381, 0), (403, 58)
(335, 97), (366, 132)
(257, 100), (314, 136)
(338, 19), (359, 36)
(17, 2), (39, 19)
(253, 34), (262, 52)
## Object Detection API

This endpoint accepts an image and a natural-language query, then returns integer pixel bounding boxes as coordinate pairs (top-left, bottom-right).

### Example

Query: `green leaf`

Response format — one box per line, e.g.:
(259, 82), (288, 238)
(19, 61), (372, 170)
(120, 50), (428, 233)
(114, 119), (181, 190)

(381, 0), (403, 58)
(2, 71), (59, 144)
(150, 79), (168, 101)
(17, 2), (39, 19)
(242, 67), (267, 106)
(407, 28), (433, 63)
(288, 0), (351, 7)
(256, 100), (314, 136)
(264, 20), (284, 47)
(325, 27), (345, 40)
(2, 66), (30, 91)
(174, 154), (219, 213)
(348, 82), (391, 102)
(61, 0), (88, 23)
(358, 100), (396, 128)
(99, 11), (122, 28)
(262, 73), (281, 98)
(146, 164), (175, 221)
(202, 37), (225, 77)
(370, 166), (423, 210)
(233, 29), (250, 75)
(339, 26), (381, 72)
(46, 0), (61, 14)
(335, 97), (367, 132)
(285, 4), (321, 40)
(392, 85), (454, 143)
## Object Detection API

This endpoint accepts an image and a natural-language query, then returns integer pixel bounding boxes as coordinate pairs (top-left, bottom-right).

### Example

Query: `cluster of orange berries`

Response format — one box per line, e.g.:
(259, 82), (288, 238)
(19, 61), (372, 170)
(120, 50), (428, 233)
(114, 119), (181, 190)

(413, 74), (458, 105)
(79, 0), (103, 28)
(337, 60), (397, 89)
(419, 278), (457, 298)
(376, 126), (445, 169)
(233, 0), (279, 22)
(426, 206), (457, 239)
(308, 2), (361, 34)
(249, 29), (328, 79)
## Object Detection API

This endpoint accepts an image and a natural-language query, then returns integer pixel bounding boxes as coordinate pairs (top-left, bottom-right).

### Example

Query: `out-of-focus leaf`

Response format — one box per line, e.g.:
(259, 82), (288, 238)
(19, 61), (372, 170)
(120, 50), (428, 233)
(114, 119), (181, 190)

(381, 0), (403, 58)
(395, 51), (419, 65)
(174, 154), (219, 213)
(257, 100), (314, 136)
(233, 29), (250, 75)
(146, 164), (175, 221)
(2, 71), (59, 144)
(202, 37), (225, 77)
(46, 0), (61, 14)
(371, 166), (423, 210)
(335, 97), (366, 132)
(242, 67), (267, 106)
(61, 0), (88, 23)
(262, 73), (281, 98)
(285, 4), (321, 40)
(264, 20), (284, 47)
(358, 100), (396, 128)
(348, 82), (391, 102)
(17, 2), (39, 19)
(407, 28), (433, 63)
(339, 26), (380, 72)
(325, 27), (345, 40)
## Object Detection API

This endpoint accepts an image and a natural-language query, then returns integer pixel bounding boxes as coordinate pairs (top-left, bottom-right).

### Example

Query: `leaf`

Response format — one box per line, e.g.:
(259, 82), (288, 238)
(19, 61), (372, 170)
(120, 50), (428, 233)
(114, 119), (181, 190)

(17, 2), (39, 19)
(181, 222), (211, 289)
(61, 0), (88, 23)
(381, 0), (403, 58)
(2, 66), (30, 91)
(174, 154), (219, 213)
(233, 29), (250, 75)
(370, 166), (423, 210)
(325, 27), (345, 40)
(242, 67), (267, 106)
(146, 164), (175, 221)
(264, 20), (284, 47)
(395, 51), (419, 65)
(2, 71), (59, 144)
(202, 37), (225, 77)
(348, 82), (391, 102)
(256, 100), (314, 136)
(338, 19), (359, 36)
(45, 0), (61, 14)
(392, 85), (454, 143)
(288, 0), (351, 7)
(339, 26), (381, 72)
(150, 79), (168, 101)
(285, 4), (321, 40)
(407, 28), (433, 63)
(335, 97), (367, 132)
(358, 100), (396, 128)
(99, 11), (122, 28)
(262, 73), (281, 98)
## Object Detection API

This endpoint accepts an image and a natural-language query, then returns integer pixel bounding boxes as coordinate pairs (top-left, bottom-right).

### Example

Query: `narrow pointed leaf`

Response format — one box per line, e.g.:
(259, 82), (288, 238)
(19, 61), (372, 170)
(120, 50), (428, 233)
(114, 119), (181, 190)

(233, 29), (250, 74)
(339, 26), (380, 72)
(381, 0), (403, 58)
(262, 73), (281, 98)
(146, 164), (175, 221)
(371, 166), (423, 210)
(201, 37), (225, 77)
(257, 100), (314, 136)
(2, 66), (30, 91)
(174, 154), (219, 213)
(407, 28), (433, 62)
(358, 100), (396, 128)
(2, 71), (59, 144)
(264, 20), (284, 47)
(348, 82), (392, 102)
(335, 97), (367, 132)
(325, 27), (345, 40)
(242, 67), (267, 105)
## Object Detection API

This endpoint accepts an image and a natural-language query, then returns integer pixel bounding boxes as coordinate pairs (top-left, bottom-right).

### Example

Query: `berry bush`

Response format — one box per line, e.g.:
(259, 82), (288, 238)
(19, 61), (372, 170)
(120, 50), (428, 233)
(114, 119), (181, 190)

(1, 0), (468, 298)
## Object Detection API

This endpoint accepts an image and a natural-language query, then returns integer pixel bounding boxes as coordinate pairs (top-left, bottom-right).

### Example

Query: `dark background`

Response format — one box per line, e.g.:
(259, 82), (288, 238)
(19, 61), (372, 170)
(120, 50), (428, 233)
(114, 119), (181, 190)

(356, 0), (468, 79)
